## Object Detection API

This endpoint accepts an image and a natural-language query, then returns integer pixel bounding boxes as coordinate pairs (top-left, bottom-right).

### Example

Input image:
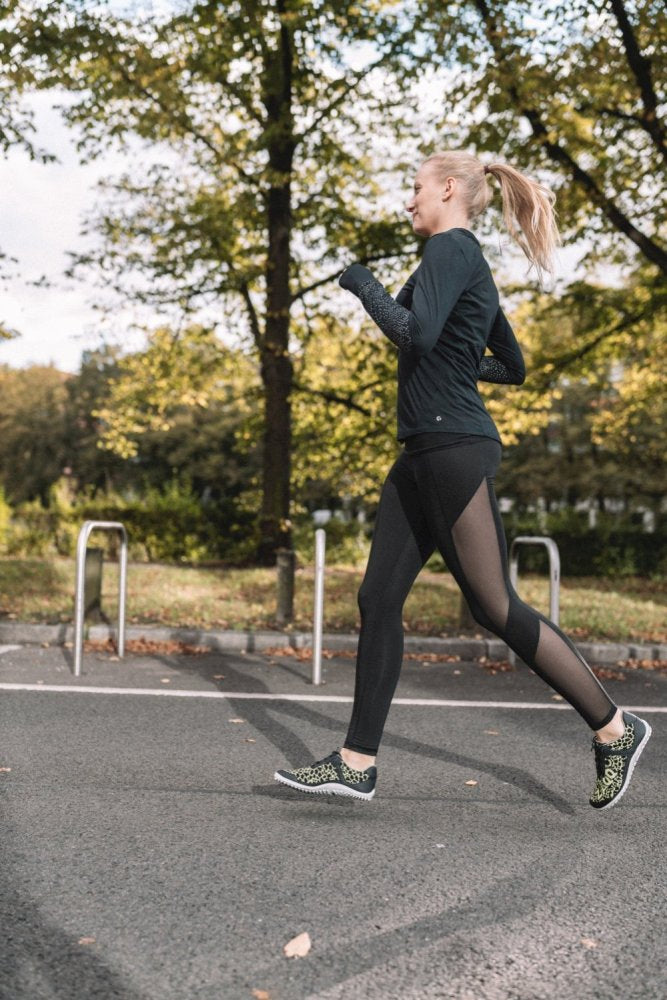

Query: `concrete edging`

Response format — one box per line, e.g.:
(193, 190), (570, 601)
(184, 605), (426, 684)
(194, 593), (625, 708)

(0, 622), (664, 664)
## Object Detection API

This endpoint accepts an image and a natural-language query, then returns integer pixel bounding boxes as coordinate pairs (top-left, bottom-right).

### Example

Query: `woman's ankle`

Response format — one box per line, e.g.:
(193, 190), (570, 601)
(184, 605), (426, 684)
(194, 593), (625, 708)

(340, 747), (376, 770)
(595, 707), (625, 744)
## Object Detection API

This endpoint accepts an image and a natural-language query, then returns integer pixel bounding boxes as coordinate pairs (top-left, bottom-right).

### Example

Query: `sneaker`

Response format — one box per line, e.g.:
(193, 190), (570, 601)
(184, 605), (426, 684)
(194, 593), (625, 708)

(589, 711), (652, 810)
(274, 750), (377, 801)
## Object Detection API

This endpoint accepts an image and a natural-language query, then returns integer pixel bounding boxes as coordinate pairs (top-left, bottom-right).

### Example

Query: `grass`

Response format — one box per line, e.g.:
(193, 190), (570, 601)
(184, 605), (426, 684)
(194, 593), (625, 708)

(0, 557), (665, 644)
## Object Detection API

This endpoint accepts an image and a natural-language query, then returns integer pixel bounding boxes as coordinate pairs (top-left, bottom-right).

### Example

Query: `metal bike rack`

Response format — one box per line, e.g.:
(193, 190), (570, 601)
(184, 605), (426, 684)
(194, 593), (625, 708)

(508, 535), (560, 666)
(73, 521), (128, 677)
(312, 528), (326, 685)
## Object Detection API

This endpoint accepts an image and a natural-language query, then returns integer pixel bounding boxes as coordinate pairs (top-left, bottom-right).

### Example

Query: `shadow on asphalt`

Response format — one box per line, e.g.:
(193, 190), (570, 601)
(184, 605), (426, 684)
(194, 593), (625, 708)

(0, 872), (149, 1000)
(182, 657), (577, 816)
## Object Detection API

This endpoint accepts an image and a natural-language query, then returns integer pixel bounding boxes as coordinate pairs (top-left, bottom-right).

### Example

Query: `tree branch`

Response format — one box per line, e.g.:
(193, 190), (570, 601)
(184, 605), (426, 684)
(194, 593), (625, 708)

(237, 278), (264, 351)
(291, 380), (373, 416)
(536, 308), (647, 383)
(473, 0), (667, 275)
(292, 251), (414, 301)
(608, 0), (666, 160)
(112, 61), (258, 186)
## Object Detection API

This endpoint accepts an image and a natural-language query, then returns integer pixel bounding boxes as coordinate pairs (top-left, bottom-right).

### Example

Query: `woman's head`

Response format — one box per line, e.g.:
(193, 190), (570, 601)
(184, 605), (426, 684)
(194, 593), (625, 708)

(407, 150), (560, 285)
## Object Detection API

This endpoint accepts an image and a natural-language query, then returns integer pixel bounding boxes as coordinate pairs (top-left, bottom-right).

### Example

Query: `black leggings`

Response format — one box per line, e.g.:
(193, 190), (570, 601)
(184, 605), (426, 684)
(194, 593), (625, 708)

(344, 437), (617, 756)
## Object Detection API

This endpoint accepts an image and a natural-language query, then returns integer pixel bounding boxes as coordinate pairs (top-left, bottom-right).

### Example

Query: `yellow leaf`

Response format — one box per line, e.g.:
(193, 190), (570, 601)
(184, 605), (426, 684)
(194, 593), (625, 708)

(283, 931), (311, 958)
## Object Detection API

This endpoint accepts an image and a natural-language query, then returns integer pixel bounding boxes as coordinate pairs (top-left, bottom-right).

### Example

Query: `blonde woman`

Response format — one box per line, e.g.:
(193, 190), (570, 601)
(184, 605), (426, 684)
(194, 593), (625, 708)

(275, 151), (651, 809)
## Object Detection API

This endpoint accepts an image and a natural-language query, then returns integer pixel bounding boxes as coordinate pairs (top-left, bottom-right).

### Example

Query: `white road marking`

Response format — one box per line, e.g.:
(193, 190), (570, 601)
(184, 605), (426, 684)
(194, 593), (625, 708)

(0, 682), (665, 713)
(0, 646), (20, 655)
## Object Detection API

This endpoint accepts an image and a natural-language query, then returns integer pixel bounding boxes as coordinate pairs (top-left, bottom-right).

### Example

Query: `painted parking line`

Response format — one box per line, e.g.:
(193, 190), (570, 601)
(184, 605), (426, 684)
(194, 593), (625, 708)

(0, 682), (665, 713)
(0, 646), (21, 656)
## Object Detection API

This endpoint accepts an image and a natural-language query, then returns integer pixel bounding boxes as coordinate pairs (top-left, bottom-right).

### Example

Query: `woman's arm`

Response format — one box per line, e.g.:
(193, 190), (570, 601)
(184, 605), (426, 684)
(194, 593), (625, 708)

(479, 306), (526, 385)
(339, 232), (474, 358)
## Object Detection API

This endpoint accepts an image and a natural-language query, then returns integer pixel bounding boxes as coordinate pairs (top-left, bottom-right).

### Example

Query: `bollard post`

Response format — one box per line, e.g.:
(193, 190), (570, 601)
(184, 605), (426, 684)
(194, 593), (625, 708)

(276, 548), (295, 626)
(84, 547), (104, 622)
(74, 521), (128, 677)
(312, 528), (326, 686)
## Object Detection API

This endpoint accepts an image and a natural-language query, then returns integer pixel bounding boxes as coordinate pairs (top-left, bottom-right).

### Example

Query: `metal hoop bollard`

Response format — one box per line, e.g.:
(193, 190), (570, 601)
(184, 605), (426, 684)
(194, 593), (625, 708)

(73, 521), (128, 677)
(312, 528), (326, 685)
(508, 535), (560, 666)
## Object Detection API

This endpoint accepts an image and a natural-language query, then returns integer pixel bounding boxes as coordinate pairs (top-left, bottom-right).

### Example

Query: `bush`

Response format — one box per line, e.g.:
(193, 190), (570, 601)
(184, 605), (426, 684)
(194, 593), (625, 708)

(2, 477), (258, 564)
(500, 509), (666, 578)
(292, 515), (370, 567)
(0, 487), (11, 553)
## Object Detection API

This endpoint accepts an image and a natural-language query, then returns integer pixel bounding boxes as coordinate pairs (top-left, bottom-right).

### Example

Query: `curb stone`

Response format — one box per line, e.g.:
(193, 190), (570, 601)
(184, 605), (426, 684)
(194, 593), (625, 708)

(0, 622), (664, 665)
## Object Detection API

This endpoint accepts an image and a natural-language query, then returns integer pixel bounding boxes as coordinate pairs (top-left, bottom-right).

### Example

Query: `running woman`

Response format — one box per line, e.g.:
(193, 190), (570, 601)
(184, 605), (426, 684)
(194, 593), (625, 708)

(274, 150), (651, 810)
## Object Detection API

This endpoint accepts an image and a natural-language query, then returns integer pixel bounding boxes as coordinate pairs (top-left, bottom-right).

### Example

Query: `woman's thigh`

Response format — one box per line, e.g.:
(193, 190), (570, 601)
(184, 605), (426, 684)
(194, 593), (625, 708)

(359, 451), (435, 607)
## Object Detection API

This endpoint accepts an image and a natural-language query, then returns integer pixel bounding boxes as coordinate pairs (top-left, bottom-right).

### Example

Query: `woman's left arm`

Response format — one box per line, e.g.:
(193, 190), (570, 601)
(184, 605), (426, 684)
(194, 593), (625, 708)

(338, 232), (473, 358)
(479, 306), (526, 385)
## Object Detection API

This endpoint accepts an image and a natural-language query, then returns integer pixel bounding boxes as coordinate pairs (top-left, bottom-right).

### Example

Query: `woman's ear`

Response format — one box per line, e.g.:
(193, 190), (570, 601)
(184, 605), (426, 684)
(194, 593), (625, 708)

(441, 176), (455, 201)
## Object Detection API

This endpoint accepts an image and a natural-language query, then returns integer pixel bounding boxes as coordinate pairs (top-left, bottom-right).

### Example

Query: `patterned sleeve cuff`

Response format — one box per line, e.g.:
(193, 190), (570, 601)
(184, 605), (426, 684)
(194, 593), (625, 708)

(355, 278), (413, 351)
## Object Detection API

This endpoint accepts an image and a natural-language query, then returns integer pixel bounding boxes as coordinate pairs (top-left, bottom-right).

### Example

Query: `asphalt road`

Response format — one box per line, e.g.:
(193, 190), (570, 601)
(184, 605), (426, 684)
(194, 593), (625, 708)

(0, 645), (665, 1000)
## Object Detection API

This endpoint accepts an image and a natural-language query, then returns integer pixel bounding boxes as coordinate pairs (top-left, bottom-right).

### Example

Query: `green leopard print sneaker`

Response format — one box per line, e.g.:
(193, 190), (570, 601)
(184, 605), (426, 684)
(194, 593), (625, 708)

(590, 711), (652, 810)
(274, 750), (377, 801)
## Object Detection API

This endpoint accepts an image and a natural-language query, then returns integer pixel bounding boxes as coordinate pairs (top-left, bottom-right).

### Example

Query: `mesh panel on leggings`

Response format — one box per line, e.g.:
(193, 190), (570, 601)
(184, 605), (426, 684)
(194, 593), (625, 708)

(449, 475), (616, 730)
(450, 478), (509, 631)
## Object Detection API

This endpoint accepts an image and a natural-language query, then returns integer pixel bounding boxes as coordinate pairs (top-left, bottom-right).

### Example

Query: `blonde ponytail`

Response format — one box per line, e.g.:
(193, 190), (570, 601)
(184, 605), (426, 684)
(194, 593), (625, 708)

(485, 161), (561, 285)
(423, 151), (561, 285)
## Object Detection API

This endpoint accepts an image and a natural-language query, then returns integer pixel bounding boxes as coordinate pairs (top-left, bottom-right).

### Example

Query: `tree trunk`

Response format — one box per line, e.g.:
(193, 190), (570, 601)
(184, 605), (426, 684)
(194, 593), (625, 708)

(257, 0), (296, 566)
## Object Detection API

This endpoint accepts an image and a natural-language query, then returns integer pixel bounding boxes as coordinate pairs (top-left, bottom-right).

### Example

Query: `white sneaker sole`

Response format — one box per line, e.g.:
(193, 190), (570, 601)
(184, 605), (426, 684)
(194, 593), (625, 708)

(274, 771), (375, 801)
(595, 720), (653, 811)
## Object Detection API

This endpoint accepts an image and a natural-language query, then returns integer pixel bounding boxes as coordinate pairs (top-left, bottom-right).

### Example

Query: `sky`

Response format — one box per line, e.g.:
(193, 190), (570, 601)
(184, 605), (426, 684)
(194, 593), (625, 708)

(0, 90), (182, 372)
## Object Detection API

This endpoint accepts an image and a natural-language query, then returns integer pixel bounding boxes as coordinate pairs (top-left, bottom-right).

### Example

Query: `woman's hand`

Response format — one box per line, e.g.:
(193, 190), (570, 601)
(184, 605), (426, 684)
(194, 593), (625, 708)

(338, 262), (374, 294)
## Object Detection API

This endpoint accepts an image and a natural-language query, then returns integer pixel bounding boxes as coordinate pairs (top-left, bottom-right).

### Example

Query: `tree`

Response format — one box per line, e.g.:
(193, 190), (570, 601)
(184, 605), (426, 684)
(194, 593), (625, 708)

(0, 364), (69, 503)
(2, 0), (432, 563)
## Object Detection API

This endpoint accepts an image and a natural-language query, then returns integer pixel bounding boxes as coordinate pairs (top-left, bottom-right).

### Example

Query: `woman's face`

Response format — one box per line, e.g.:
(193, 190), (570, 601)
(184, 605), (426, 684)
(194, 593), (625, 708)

(405, 162), (454, 237)
(405, 163), (446, 236)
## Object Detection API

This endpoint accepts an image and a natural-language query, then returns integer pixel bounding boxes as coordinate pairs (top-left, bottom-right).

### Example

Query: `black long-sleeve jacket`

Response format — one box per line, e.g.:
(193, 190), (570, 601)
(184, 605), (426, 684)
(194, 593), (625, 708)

(339, 227), (526, 443)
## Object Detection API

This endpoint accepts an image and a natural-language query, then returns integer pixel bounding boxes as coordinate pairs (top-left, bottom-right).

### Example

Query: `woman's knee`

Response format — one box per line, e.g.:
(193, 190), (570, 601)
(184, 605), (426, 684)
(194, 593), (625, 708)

(357, 582), (403, 619)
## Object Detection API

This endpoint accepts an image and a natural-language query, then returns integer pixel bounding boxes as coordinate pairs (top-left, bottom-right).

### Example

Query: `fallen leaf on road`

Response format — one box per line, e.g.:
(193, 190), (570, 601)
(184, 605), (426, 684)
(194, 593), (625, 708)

(480, 659), (514, 674)
(244, 738), (256, 744)
(552, 694), (564, 701)
(213, 674), (225, 679)
(283, 931), (311, 958)
(252, 989), (271, 999)
(580, 937), (598, 949)
(160, 678), (171, 684)
(465, 780), (478, 786)
(484, 730), (500, 735)
(228, 718), (245, 724)
(78, 936), (96, 945)
(0, 767), (11, 773)
(592, 666), (626, 681)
